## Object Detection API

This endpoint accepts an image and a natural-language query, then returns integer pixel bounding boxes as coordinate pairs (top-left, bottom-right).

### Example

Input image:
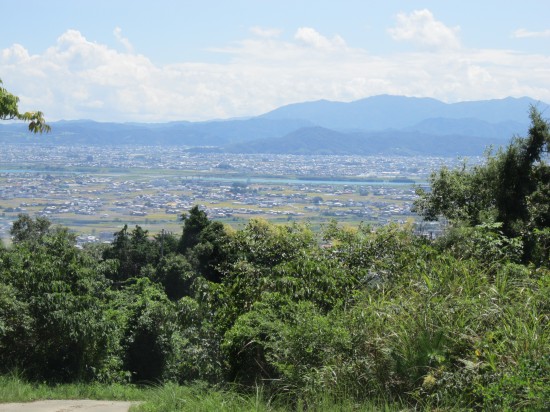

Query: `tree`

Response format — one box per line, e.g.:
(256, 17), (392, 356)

(178, 206), (211, 253)
(155, 254), (197, 300)
(10, 214), (52, 244)
(178, 206), (229, 283)
(1, 219), (112, 381)
(0, 78), (50, 133)
(414, 107), (550, 263)
(103, 225), (160, 280)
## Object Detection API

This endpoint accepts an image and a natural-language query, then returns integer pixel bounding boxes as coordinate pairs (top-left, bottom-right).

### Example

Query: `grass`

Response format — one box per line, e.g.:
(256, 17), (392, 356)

(132, 384), (404, 412)
(0, 375), (405, 412)
(0, 374), (148, 403)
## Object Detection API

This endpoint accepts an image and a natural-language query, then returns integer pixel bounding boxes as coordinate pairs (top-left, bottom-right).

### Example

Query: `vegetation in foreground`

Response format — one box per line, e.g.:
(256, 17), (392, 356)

(0, 375), (402, 412)
(0, 109), (548, 411)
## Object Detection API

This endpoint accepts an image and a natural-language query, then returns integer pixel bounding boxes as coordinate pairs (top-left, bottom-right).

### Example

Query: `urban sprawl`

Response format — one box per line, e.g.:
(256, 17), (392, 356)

(0, 145), (476, 244)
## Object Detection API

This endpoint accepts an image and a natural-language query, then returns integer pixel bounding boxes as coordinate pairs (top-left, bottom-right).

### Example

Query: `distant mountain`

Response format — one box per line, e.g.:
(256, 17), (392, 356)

(226, 127), (355, 155)
(225, 126), (506, 157)
(0, 95), (547, 156)
(0, 118), (313, 146)
(260, 95), (541, 131)
(404, 118), (528, 139)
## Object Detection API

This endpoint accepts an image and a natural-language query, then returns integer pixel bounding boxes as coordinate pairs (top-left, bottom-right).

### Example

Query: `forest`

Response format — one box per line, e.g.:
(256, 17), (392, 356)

(0, 108), (548, 411)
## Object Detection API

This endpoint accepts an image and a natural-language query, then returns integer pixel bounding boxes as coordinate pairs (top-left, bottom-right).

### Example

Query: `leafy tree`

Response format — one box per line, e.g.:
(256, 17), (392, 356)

(118, 279), (176, 383)
(0, 218), (112, 381)
(155, 254), (197, 300)
(10, 214), (52, 244)
(414, 107), (550, 263)
(178, 206), (210, 253)
(103, 225), (160, 280)
(226, 218), (315, 269)
(178, 206), (229, 283)
(0, 78), (50, 133)
(154, 229), (179, 257)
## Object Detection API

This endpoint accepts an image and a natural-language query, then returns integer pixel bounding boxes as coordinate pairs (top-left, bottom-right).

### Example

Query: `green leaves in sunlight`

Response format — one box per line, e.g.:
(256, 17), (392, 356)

(1, 207), (548, 410)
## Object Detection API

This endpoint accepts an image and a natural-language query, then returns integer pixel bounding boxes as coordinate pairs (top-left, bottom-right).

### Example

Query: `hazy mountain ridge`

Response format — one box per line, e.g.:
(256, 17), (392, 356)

(0, 95), (546, 155)
(260, 95), (540, 130)
(404, 118), (527, 139)
(224, 126), (507, 156)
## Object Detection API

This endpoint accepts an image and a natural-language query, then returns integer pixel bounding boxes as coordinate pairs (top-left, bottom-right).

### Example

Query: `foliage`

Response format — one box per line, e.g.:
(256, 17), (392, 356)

(0, 217), (112, 381)
(118, 279), (176, 383)
(1, 198), (548, 409)
(414, 106), (550, 264)
(178, 205), (230, 283)
(0, 78), (50, 133)
(102, 225), (160, 281)
(9, 213), (52, 244)
(0, 373), (148, 402)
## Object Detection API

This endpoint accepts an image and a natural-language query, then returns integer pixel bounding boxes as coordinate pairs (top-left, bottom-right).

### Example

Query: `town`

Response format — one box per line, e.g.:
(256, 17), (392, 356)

(0, 144), (476, 244)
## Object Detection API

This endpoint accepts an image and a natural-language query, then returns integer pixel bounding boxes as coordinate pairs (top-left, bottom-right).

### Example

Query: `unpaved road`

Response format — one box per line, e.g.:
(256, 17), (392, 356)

(0, 400), (136, 412)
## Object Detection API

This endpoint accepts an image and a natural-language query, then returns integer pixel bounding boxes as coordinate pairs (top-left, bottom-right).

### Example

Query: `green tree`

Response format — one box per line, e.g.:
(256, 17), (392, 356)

(0, 219), (112, 381)
(10, 214), (52, 244)
(178, 206), (210, 253)
(118, 279), (176, 383)
(0, 78), (50, 133)
(155, 254), (197, 300)
(414, 107), (550, 263)
(178, 206), (229, 283)
(103, 225), (160, 280)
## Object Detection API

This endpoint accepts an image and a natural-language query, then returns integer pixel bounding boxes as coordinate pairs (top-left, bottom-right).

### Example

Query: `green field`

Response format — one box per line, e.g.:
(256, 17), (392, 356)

(0, 167), (418, 241)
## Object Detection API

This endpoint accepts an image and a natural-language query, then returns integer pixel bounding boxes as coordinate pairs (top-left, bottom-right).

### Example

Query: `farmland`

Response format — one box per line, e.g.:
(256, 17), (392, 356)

(0, 144), (472, 243)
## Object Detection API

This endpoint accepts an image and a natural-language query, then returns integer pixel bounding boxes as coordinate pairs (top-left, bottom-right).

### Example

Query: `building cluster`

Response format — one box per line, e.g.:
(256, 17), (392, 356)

(0, 145), (473, 243)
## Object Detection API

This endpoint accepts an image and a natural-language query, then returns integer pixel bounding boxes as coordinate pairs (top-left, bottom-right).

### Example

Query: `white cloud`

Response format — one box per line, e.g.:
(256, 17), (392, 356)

(388, 9), (460, 50)
(294, 27), (347, 51)
(1, 43), (30, 63)
(1, 27), (549, 123)
(512, 28), (550, 39)
(114, 27), (134, 53)
(250, 26), (282, 38)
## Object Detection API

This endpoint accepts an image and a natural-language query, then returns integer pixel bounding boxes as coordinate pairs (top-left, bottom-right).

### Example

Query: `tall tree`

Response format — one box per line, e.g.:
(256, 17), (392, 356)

(414, 106), (550, 262)
(178, 206), (229, 283)
(103, 225), (159, 280)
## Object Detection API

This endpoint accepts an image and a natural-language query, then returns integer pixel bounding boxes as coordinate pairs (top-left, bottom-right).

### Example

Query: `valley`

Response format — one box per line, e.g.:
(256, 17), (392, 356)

(0, 144), (471, 243)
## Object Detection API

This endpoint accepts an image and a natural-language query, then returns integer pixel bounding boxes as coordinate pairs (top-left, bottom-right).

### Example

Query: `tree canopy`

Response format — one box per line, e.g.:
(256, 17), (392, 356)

(414, 106), (550, 263)
(0, 78), (50, 133)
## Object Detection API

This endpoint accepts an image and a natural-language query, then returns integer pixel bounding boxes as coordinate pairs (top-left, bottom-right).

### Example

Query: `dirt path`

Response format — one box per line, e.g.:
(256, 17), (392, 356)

(0, 400), (136, 412)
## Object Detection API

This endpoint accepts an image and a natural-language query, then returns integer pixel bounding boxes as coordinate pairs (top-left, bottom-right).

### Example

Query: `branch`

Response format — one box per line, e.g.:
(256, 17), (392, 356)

(17, 111), (51, 134)
(1, 78), (51, 134)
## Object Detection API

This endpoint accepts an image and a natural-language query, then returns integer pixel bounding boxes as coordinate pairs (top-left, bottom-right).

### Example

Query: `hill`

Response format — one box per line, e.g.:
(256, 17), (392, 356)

(0, 95), (546, 156)
(225, 126), (507, 156)
(260, 94), (539, 130)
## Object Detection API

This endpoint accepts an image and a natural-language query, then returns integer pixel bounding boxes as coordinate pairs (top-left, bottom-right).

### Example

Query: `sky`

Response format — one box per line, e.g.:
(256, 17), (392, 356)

(1, 0), (550, 122)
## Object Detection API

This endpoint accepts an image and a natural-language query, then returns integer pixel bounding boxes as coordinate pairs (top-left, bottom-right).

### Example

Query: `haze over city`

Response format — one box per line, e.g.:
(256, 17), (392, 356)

(1, 0), (549, 122)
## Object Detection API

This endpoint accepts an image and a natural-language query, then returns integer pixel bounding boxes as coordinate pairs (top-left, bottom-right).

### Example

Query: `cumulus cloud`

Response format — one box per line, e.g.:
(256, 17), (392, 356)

(114, 27), (134, 52)
(294, 27), (347, 51)
(1, 43), (30, 63)
(512, 28), (550, 39)
(388, 9), (460, 50)
(1, 27), (549, 122)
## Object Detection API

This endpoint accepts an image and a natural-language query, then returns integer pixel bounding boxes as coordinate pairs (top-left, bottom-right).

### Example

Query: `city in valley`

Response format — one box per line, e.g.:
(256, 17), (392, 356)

(0, 144), (474, 244)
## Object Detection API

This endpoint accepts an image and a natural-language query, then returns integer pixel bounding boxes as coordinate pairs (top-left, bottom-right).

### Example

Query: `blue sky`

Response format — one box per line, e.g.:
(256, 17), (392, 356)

(1, 0), (549, 122)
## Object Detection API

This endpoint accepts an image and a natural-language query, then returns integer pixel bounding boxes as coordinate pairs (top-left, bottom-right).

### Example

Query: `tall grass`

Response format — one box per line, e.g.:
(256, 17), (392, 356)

(0, 372), (148, 403)
(130, 382), (404, 412)
(0, 375), (404, 412)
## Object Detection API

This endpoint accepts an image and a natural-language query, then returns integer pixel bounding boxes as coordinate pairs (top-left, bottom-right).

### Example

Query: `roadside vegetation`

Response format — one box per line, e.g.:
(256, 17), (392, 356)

(0, 98), (548, 409)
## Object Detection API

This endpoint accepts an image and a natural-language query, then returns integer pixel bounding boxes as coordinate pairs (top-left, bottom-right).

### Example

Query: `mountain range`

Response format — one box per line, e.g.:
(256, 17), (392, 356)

(0, 95), (546, 156)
